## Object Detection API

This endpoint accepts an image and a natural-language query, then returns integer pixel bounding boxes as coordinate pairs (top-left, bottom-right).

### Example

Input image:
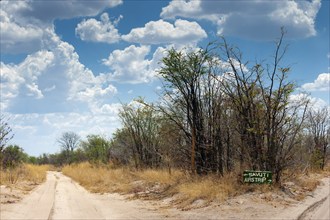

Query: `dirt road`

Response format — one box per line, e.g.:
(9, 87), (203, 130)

(1, 172), (329, 220)
(276, 177), (330, 220)
(298, 187), (330, 220)
(0, 171), (165, 220)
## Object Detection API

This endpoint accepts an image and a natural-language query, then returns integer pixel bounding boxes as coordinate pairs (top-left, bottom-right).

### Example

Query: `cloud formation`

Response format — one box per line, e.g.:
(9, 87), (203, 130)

(0, 0), (122, 53)
(102, 45), (166, 83)
(76, 13), (121, 44)
(0, 5), (43, 53)
(7, 0), (122, 23)
(122, 19), (207, 45)
(0, 50), (55, 110)
(161, 0), (321, 40)
(0, 28), (117, 113)
(301, 73), (330, 91)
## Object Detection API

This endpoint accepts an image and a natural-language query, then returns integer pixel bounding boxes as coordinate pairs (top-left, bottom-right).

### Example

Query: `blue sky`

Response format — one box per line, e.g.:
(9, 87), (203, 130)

(1, 0), (329, 156)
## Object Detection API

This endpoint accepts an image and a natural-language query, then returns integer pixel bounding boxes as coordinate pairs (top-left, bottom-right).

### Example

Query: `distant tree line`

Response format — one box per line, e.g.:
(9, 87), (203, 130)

(28, 132), (112, 167)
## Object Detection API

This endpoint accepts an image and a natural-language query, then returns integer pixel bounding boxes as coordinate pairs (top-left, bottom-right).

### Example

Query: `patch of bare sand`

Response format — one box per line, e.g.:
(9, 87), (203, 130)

(0, 181), (37, 204)
(151, 176), (330, 219)
(146, 190), (293, 219)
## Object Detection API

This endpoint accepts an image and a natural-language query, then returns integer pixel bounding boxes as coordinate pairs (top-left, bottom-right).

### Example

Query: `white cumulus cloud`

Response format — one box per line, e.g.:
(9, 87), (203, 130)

(1, 28), (118, 113)
(0, 0), (122, 53)
(103, 45), (160, 83)
(0, 50), (55, 109)
(122, 19), (207, 45)
(75, 13), (121, 44)
(302, 73), (330, 91)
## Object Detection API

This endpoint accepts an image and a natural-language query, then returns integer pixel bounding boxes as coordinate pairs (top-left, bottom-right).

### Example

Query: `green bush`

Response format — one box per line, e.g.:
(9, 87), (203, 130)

(1, 145), (27, 169)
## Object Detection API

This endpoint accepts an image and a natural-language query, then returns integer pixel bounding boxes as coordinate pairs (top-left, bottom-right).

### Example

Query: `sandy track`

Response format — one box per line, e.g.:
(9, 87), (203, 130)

(298, 189), (330, 220)
(275, 177), (330, 220)
(0, 172), (56, 219)
(0, 171), (165, 220)
(1, 171), (329, 220)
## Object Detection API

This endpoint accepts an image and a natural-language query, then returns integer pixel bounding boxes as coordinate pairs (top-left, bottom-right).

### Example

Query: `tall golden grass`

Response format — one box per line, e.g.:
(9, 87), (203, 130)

(0, 164), (49, 185)
(177, 175), (238, 204)
(62, 162), (330, 206)
(62, 162), (241, 204)
(62, 162), (134, 193)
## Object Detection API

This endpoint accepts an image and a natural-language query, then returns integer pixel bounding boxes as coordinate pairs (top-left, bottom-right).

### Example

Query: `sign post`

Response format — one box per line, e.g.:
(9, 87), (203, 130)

(243, 170), (272, 184)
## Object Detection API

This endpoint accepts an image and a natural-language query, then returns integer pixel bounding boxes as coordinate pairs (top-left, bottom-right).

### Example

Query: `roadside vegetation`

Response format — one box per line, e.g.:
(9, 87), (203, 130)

(0, 164), (49, 186)
(0, 119), (49, 189)
(62, 162), (329, 207)
(62, 162), (241, 206)
(1, 30), (329, 207)
(52, 30), (329, 182)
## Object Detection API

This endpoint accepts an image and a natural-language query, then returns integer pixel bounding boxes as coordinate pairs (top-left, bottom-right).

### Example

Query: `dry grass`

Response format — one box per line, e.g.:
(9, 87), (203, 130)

(0, 164), (49, 186)
(177, 177), (234, 205)
(23, 164), (50, 184)
(62, 162), (134, 193)
(62, 163), (241, 206)
(135, 169), (184, 185)
(62, 162), (330, 207)
(279, 163), (330, 201)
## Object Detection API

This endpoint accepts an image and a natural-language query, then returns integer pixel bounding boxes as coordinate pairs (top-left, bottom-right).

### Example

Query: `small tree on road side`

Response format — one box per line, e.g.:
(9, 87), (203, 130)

(119, 102), (163, 169)
(81, 135), (111, 164)
(1, 145), (27, 169)
(57, 131), (80, 164)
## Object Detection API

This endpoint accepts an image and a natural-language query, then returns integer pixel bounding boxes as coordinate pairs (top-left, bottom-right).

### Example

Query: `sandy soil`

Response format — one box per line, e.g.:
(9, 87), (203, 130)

(297, 177), (330, 220)
(276, 177), (330, 220)
(154, 177), (330, 219)
(1, 171), (329, 220)
(1, 171), (165, 219)
(0, 181), (37, 204)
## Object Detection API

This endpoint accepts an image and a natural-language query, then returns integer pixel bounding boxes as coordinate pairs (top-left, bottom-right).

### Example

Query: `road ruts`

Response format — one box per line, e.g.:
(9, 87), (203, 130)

(1, 172), (104, 220)
(298, 194), (330, 220)
(1, 171), (165, 220)
(0, 171), (56, 220)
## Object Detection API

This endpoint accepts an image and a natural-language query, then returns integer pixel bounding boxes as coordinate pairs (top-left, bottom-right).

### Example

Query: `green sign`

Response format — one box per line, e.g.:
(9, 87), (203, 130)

(243, 170), (272, 184)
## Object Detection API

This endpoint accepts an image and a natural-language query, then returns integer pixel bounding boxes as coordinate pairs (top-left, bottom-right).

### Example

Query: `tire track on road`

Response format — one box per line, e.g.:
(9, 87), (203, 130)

(0, 171), (173, 219)
(0, 171), (57, 219)
(297, 196), (328, 220)
(47, 177), (58, 220)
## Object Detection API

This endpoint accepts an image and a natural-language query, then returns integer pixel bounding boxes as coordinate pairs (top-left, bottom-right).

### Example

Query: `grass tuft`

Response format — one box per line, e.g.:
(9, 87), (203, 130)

(0, 164), (49, 185)
(177, 175), (237, 204)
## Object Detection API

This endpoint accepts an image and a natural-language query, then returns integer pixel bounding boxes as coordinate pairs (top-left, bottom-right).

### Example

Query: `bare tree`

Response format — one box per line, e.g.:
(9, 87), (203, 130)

(219, 29), (309, 182)
(0, 115), (14, 153)
(306, 107), (330, 169)
(57, 131), (80, 164)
